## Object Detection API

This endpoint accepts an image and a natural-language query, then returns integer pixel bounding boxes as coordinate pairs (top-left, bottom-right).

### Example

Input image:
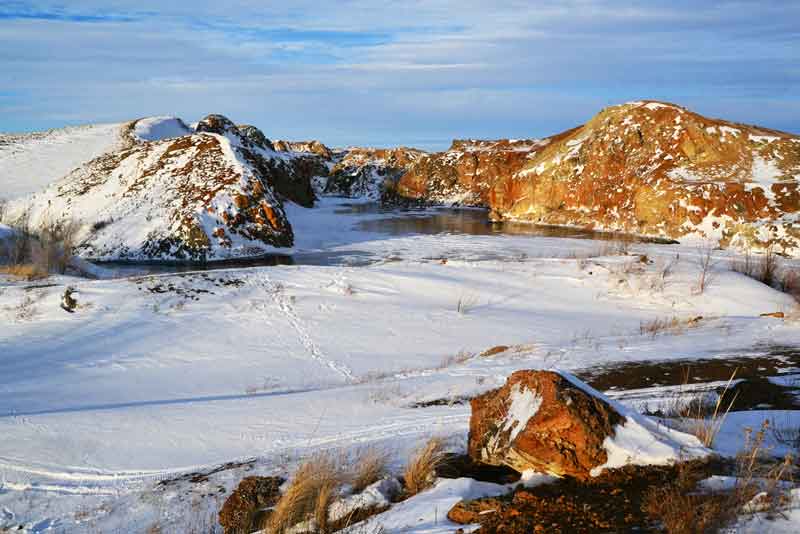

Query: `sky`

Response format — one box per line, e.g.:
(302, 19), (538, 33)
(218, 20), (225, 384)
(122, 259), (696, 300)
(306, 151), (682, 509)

(0, 1), (798, 150)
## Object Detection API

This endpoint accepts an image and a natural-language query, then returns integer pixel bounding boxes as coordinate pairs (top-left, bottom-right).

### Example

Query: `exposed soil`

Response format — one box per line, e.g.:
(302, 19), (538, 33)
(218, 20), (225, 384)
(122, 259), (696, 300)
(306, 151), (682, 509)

(436, 454), (521, 485)
(577, 346), (800, 411)
(448, 461), (725, 534)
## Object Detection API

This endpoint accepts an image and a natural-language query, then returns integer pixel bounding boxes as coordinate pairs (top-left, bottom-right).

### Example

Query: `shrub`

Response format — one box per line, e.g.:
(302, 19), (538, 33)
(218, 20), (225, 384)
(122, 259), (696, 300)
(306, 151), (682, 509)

(732, 246), (779, 287)
(695, 244), (716, 294)
(266, 453), (344, 534)
(639, 316), (701, 339)
(683, 370), (739, 448)
(403, 437), (447, 496)
(0, 214), (82, 276)
(643, 461), (729, 534)
(349, 448), (389, 494)
(0, 263), (48, 281)
(644, 422), (795, 533)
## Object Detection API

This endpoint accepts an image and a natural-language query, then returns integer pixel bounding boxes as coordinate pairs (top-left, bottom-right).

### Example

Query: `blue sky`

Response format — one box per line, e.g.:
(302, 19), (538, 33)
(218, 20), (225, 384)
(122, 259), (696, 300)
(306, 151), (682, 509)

(0, 1), (798, 150)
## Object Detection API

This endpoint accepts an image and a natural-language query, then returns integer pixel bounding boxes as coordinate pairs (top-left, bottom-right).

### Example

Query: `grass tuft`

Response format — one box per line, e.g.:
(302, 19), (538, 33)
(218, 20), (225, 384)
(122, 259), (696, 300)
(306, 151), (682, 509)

(403, 437), (447, 497)
(266, 453), (343, 534)
(349, 447), (389, 494)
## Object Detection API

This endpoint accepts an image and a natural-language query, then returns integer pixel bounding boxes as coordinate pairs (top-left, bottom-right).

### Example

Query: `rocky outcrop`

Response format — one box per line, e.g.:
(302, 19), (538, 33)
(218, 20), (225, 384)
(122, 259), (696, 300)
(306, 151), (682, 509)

(468, 370), (624, 480)
(219, 476), (284, 534)
(324, 147), (425, 200)
(396, 102), (800, 255)
(398, 139), (546, 206)
(273, 139), (333, 159)
(10, 115), (322, 261)
(237, 125), (275, 151)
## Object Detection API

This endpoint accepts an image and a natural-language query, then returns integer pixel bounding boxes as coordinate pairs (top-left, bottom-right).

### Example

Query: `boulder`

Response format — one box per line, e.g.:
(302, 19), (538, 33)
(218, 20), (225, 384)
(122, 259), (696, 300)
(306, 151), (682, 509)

(468, 370), (625, 480)
(219, 475), (284, 534)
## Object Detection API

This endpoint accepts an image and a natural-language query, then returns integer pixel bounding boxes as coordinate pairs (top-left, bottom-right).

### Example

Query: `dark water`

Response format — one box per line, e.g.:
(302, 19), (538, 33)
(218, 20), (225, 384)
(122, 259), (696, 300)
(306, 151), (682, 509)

(94, 250), (380, 278)
(576, 345), (800, 411)
(348, 205), (675, 243)
(92, 203), (673, 277)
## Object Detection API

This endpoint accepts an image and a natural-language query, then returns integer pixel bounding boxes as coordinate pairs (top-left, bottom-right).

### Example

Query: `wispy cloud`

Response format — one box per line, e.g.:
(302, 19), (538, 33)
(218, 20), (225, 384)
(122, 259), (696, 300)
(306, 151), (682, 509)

(0, 1), (797, 149)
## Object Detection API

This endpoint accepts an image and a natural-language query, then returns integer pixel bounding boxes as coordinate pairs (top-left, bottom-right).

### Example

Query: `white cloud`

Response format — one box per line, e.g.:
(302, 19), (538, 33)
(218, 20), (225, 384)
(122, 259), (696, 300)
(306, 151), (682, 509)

(1, 1), (798, 149)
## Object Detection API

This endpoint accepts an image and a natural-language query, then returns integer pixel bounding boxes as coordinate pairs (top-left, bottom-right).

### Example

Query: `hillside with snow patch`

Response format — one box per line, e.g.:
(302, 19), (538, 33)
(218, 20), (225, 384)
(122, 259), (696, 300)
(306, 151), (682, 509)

(0, 122), (126, 200)
(396, 101), (800, 255)
(2, 115), (328, 261)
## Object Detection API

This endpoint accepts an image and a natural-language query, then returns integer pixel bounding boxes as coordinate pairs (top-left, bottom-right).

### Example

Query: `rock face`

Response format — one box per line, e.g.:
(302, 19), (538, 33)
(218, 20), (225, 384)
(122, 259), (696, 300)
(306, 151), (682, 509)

(10, 115), (320, 261)
(219, 476), (284, 534)
(397, 102), (800, 256)
(468, 370), (625, 480)
(324, 147), (425, 200)
(398, 139), (546, 205)
(273, 139), (333, 159)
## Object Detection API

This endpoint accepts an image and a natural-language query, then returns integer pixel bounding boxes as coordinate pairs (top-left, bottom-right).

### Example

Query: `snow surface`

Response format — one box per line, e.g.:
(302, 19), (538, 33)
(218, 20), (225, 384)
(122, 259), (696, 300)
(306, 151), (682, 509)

(346, 478), (510, 534)
(131, 116), (191, 142)
(0, 122), (124, 200)
(558, 373), (709, 476)
(1, 197), (800, 531)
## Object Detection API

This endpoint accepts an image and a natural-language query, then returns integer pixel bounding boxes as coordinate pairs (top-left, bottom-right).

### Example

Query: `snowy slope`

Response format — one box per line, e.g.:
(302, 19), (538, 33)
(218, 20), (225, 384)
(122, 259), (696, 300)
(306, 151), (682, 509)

(1, 209), (798, 530)
(131, 116), (191, 142)
(0, 122), (125, 200)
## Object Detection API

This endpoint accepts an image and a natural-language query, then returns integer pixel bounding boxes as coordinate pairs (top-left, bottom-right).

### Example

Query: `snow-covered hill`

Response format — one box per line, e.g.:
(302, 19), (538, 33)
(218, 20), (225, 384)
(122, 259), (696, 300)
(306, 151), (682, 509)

(2, 115), (328, 261)
(0, 122), (126, 200)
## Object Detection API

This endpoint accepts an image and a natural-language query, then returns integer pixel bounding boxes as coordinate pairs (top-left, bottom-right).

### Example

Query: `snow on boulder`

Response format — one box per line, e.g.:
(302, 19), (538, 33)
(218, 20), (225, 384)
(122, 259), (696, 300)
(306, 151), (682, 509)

(131, 116), (192, 142)
(468, 370), (708, 480)
(11, 115), (303, 262)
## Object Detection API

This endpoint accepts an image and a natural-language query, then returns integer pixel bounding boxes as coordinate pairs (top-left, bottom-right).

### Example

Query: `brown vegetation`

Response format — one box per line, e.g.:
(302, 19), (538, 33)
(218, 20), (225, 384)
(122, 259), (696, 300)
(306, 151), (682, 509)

(266, 454), (343, 534)
(403, 437), (447, 497)
(348, 447), (389, 494)
(639, 315), (702, 338)
(0, 213), (81, 278)
(645, 421), (795, 534)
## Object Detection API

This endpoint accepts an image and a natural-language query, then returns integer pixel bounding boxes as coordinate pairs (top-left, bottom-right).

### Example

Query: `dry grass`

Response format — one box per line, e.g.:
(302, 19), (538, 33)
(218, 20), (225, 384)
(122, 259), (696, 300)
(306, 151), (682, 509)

(349, 447), (389, 493)
(0, 214), (82, 277)
(648, 367), (738, 448)
(645, 422), (796, 534)
(778, 268), (800, 302)
(643, 461), (730, 534)
(437, 350), (473, 369)
(403, 437), (447, 497)
(0, 263), (48, 280)
(456, 293), (479, 315)
(730, 247), (800, 303)
(770, 413), (800, 451)
(266, 453), (344, 534)
(732, 247), (779, 287)
(695, 244), (717, 294)
(639, 315), (701, 339)
(682, 370), (739, 447)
